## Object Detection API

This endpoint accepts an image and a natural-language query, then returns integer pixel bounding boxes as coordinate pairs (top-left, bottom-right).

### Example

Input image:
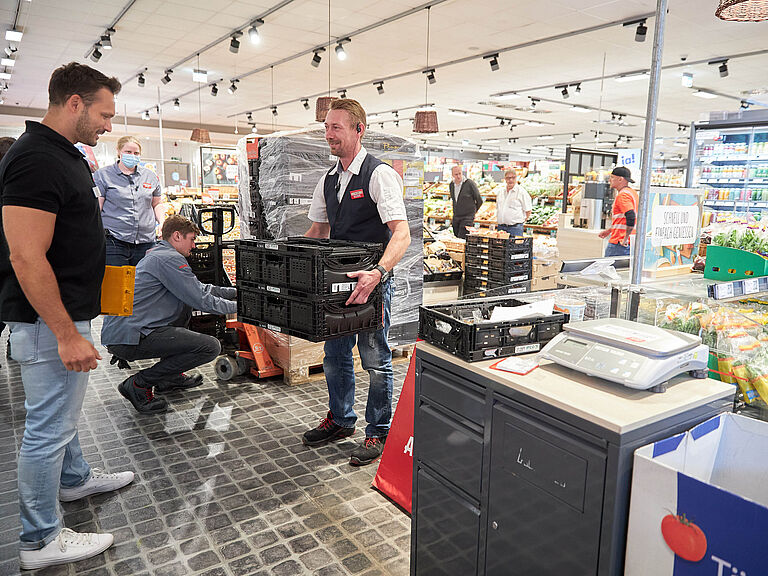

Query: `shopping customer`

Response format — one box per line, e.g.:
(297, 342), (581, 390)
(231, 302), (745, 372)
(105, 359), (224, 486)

(0, 62), (133, 571)
(0, 136), (16, 361)
(449, 164), (484, 238)
(496, 169), (532, 237)
(94, 135), (164, 266)
(303, 98), (411, 466)
(598, 166), (639, 257)
(101, 215), (236, 414)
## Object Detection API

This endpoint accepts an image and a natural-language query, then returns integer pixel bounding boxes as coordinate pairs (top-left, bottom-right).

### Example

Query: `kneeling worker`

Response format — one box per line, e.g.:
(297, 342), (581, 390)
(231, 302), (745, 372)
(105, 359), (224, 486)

(101, 215), (237, 414)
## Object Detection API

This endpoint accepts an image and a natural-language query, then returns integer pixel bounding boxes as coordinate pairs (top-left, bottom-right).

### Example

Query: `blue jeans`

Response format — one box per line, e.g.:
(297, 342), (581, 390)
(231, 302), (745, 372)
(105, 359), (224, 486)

(498, 223), (524, 237)
(7, 319), (93, 550)
(604, 241), (631, 257)
(323, 280), (393, 438)
(105, 234), (155, 266)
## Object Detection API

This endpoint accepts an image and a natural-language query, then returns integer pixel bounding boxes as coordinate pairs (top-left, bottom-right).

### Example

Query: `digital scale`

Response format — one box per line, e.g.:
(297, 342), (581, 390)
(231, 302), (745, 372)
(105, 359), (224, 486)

(538, 318), (709, 392)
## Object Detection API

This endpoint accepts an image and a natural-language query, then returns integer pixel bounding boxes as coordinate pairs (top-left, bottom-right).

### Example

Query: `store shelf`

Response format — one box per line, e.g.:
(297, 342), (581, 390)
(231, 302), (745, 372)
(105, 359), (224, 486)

(703, 200), (768, 207)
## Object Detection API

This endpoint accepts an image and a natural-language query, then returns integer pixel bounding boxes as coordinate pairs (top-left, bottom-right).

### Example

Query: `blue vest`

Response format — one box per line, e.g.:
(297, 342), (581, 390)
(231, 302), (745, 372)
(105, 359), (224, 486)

(323, 153), (391, 246)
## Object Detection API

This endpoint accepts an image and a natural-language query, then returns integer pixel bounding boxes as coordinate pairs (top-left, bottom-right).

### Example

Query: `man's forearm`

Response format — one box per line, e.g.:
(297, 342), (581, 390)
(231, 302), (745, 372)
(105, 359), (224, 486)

(378, 224), (411, 271)
(11, 256), (78, 339)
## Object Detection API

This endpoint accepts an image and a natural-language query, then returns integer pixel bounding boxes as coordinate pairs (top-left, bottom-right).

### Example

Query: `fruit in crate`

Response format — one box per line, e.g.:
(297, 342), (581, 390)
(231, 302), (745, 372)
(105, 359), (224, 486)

(424, 256), (461, 273)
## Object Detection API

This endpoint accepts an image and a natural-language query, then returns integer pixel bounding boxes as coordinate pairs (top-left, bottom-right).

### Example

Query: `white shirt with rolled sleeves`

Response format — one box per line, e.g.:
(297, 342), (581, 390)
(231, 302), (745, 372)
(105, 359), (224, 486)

(496, 184), (532, 226)
(308, 147), (407, 224)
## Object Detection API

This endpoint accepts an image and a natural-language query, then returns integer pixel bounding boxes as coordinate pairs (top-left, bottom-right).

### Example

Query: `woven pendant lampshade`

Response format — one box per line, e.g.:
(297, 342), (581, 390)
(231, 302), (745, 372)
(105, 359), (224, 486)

(413, 110), (439, 133)
(190, 128), (211, 144)
(716, 0), (768, 21)
(315, 96), (337, 122)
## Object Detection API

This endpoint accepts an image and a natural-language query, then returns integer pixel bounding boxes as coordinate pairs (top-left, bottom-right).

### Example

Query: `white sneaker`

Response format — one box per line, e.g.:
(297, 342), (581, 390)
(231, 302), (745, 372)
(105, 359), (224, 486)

(59, 469), (135, 502)
(19, 528), (113, 570)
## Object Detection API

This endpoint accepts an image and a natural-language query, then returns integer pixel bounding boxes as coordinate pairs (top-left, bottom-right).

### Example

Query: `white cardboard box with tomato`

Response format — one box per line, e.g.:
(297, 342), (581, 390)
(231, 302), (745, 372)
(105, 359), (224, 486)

(624, 413), (768, 576)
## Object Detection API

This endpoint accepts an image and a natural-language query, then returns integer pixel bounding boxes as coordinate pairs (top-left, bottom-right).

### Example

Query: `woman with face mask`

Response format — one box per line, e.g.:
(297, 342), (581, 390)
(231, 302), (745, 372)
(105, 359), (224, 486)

(93, 136), (164, 266)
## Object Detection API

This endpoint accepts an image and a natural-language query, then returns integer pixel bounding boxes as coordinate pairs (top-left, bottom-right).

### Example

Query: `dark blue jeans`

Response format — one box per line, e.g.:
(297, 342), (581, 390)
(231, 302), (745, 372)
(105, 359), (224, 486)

(323, 280), (394, 438)
(498, 223), (524, 237)
(604, 241), (631, 257)
(105, 234), (155, 266)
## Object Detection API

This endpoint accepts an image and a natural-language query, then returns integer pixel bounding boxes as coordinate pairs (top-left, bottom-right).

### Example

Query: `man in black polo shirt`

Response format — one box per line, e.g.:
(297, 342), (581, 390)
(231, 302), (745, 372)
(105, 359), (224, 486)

(0, 62), (134, 570)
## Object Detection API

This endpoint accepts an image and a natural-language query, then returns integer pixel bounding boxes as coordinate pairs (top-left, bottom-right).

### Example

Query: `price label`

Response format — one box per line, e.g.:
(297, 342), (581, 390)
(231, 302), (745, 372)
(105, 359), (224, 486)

(716, 282), (734, 299)
(744, 278), (760, 294)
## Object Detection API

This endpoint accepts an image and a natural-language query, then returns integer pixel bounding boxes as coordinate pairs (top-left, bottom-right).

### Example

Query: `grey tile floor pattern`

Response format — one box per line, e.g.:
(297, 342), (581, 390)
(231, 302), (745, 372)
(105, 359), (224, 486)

(0, 319), (412, 576)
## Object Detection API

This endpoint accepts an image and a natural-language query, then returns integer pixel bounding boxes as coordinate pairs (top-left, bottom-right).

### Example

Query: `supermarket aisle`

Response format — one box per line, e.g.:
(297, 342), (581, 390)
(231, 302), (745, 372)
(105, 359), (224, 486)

(0, 319), (411, 576)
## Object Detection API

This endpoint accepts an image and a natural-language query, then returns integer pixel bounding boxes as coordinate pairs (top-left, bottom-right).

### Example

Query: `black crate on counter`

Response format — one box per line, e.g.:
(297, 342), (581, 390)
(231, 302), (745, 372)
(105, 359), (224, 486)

(464, 257), (531, 276)
(466, 235), (532, 255)
(463, 279), (531, 298)
(419, 296), (567, 362)
(238, 286), (383, 342)
(236, 237), (383, 297)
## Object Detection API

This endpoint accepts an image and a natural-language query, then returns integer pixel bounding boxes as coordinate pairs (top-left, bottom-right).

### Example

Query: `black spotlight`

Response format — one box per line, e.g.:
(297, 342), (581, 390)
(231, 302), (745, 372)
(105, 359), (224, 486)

(560, 85), (569, 99)
(229, 35), (240, 54)
(271, 106), (278, 116)
(173, 99), (180, 110)
(210, 83), (218, 96)
(137, 73), (145, 87)
(635, 20), (647, 42)
(246, 112), (253, 122)
(484, 53), (499, 71)
(374, 81), (384, 95)
(302, 98), (310, 110)
(311, 48), (324, 68)
(161, 70), (172, 84)
(90, 44), (102, 63)
(424, 69), (436, 84)
(575, 83), (581, 93)
(228, 80), (238, 94)
(719, 60), (729, 78)
(338, 89), (347, 99)
(741, 100), (750, 110)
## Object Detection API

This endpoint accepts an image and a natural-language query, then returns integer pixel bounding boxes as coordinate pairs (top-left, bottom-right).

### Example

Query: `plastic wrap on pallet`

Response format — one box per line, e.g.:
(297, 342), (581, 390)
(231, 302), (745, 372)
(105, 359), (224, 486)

(237, 128), (423, 346)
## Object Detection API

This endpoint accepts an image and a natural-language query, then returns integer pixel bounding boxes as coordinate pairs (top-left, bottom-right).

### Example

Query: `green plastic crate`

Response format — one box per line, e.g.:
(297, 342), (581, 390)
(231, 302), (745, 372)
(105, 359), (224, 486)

(703, 245), (768, 281)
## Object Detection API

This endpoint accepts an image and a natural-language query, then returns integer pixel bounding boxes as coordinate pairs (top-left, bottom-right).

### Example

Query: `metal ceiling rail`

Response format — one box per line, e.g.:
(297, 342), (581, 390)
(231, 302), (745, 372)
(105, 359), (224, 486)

(226, 11), (656, 118)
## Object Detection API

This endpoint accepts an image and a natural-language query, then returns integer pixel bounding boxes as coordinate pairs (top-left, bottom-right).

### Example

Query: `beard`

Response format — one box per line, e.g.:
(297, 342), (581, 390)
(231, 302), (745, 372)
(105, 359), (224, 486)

(74, 108), (99, 146)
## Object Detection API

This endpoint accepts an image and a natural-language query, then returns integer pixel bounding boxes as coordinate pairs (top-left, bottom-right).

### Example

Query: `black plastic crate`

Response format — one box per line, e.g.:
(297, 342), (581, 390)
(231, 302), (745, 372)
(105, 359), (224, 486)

(465, 247), (532, 265)
(464, 256), (531, 274)
(237, 285), (384, 342)
(419, 296), (567, 362)
(236, 237), (383, 296)
(464, 267), (532, 285)
(463, 280), (531, 298)
(466, 235), (532, 254)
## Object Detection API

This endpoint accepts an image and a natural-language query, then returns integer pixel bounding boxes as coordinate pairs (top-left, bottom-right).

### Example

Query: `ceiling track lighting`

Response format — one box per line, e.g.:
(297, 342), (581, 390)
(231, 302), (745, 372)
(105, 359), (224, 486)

(137, 72), (145, 87)
(141, 110), (150, 120)
(230, 32), (242, 54)
(228, 79), (239, 94)
(4, 46), (16, 57)
(423, 68), (436, 84)
(575, 83), (581, 93)
(709, 58), (730, 77)
(483, 53), (500, 71)
(248, 19), (264, 45)
(338, 89), (347, 99)
(161, 69), (173, 84)
(374, 81), (384, 95)
(301, 98), (310, 110)
(623, 18), (648, 42)
(335, 38), (351, 61)
(173, 98), (180, 110)
(246, 112), (253, 122)
(5, 29), (22, 42)
(529, 97), (539, 109)
(271, 105), (278, 116)
(210, 83), (218, 96)
(740, 100), (750, 110)
(101, 28), (115, 49)
(311, 47), (325, 68)
(90, 43), (103, 63)
(557, 85), (569, 99)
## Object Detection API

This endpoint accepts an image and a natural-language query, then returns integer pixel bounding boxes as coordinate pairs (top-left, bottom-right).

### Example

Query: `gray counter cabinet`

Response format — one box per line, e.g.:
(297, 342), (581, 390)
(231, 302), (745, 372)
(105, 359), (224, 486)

(411, 344), (733, 576)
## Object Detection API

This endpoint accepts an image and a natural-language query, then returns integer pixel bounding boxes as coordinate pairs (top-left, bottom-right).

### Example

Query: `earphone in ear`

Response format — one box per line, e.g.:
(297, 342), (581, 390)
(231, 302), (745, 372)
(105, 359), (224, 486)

(356, 123), (362, 133)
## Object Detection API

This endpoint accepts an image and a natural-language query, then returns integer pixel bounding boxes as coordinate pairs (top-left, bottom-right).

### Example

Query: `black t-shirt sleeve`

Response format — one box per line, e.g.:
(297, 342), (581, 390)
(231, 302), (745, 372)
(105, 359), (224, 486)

(2, 151), (68, 214)
(625, 209), (636, 228)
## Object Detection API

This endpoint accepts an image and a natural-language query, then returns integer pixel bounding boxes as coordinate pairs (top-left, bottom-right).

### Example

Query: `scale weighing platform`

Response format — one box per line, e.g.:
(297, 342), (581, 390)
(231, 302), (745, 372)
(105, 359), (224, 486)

(538, 318), (709, 392)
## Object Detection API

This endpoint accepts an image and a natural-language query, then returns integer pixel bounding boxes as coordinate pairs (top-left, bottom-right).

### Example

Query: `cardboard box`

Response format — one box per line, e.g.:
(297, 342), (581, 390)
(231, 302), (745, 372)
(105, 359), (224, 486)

(625, 413), (768, 576)
(532, 276), (559, 291)
(447, 250), (465, 267)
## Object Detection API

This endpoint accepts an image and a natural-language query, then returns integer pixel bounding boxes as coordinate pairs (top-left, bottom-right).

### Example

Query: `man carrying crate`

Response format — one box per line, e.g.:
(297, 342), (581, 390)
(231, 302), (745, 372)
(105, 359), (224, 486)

(303, 99), (411, 466)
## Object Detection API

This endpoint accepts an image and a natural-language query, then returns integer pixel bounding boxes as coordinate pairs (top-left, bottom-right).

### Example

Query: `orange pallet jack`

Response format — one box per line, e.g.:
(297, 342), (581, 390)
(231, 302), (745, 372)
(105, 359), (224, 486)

(214, 320), (283, 380)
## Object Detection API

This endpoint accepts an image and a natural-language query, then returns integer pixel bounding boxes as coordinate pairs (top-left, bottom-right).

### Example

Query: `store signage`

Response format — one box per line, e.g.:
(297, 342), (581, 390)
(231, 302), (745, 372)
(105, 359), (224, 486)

(618, 148), (642, 182)
(651, 205), (699, 247)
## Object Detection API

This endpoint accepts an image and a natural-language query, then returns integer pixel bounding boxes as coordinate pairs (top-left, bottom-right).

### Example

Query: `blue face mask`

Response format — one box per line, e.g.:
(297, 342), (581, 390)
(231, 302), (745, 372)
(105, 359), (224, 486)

(120, 153), (140, 169)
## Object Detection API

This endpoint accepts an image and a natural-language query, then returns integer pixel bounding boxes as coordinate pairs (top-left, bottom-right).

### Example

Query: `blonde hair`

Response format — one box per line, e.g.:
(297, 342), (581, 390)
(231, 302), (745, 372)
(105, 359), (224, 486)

(116, 135), (141, 155)
(504, 170), (517, 178)
(329, 98), (366, 130)
(161, 215), (200, 240)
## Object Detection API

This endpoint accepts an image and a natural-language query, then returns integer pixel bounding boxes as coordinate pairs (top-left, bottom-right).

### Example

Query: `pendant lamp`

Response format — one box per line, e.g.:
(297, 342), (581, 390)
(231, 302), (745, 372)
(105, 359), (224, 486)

(315, 96), (337, 122)
(716, 0), (768, 21)
(190, 53), (211, 143)
(413, 7), (438, 134)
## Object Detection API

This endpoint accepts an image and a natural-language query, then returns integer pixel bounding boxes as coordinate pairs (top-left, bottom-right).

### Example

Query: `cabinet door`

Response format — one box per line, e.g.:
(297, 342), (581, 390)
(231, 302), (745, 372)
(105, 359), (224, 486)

(485, 402), (606, 576)
(415, 466), (480, 576)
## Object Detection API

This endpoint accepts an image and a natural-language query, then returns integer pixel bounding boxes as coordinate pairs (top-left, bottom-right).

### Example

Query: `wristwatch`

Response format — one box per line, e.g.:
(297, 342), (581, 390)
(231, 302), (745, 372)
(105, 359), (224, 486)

(374, 264), (390, 284)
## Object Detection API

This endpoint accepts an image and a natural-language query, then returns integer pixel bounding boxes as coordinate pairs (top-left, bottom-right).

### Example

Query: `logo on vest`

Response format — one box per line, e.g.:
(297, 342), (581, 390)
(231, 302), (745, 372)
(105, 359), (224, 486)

(142, 182), (153, 189)
(349, 189), (364, 199)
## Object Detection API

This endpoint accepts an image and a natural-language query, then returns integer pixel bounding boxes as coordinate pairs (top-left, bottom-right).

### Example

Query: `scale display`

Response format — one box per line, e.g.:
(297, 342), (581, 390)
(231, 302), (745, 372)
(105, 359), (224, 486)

(539, 319), (709, 392)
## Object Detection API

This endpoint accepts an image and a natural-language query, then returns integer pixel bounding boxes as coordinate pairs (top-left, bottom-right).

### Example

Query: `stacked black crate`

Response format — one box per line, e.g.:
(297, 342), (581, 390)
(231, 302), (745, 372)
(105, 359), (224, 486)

(236, 129), (423, 346)
(235, 238), (385, 342)
(463, 236), (533, 298)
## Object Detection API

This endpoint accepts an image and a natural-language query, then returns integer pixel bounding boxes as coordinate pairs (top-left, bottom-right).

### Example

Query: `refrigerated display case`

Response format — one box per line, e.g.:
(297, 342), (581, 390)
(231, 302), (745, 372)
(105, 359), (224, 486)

(687, 118), (768, 217)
